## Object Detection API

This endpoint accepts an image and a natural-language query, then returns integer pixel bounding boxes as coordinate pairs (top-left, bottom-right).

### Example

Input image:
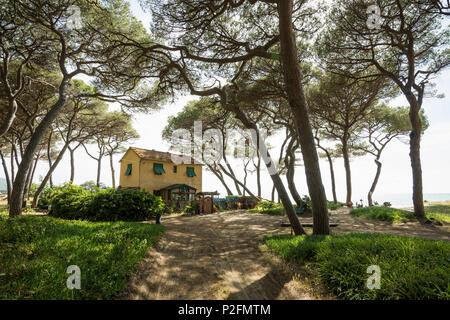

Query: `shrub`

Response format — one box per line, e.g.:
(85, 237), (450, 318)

(257, 201), (279, 210)
(48, 184), (164, 222)
(327, 201), (345, 211)
(301, 195), (312, 210)
(37, 185), (63, 210)
(88, 188), (165, 221)
(214, 203), (227, 212)
(249, 201), (285, 215)
(265, 233), (450, 300)
(351, 207), (415, 223)
(48, 184), (92, 220)
(184, 201), (200, 215)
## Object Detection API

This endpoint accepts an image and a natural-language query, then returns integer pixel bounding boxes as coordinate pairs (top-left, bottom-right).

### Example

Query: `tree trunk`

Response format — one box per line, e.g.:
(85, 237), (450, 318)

(69, 148), (75, 182)
(218, 163), (255, 197)
(32, 143), (70, 208)
(0, 100), (18, 138)
(9, 78), (70, 217)
(13, 143), (20, 167)
(243, 166), (247, 197)
(207, 164), (233, 195)
(325, 152), (338, 204)
(26, 155), (39, 200)
(0, 150), (12, 203)
(96, 155), (102, 187)
(342, 135), (352, 205)
(256, 155), (262, 197)
(10, 144), (15, 182)
(223, 154), (242, 195)
(408, 100), (425, 218)
(23, 162), (34, 207)
(224, 102), (306, 235)
(271, 185), (275, 202)
(285, 141), (303, 208)
(368, 159), (382, 207)
(277, 0), (329, 235)
(109, 153), (116, 189)
(47, 131), (54, 187)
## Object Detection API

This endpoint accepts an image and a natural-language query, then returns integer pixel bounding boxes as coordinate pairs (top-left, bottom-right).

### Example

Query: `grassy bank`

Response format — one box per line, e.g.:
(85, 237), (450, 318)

(351, 207), (415, 223)
(265, 233), (450, 300)
(351, 205), (450, 224)
(0, 215), (165, 299)
(425, 202), (450, 223)
(249, 200), (345, 216)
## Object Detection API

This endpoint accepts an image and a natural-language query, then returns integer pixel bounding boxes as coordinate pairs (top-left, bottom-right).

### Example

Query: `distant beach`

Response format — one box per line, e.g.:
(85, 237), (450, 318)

(372, 193), (450, 208)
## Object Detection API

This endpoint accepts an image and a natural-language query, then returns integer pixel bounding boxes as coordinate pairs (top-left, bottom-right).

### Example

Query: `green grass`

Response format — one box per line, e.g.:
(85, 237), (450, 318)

(249, 207), (286, 215)
(352, 205), (450, 224)
(265, 233), (450, 300)
(327, 201), (346, 211)
(0, 215), (165, 299)
(248, 200), (345, 216)
(351, 207), (415, 223)
(425, 204), (450, 223)
(248, 201), (285, 216)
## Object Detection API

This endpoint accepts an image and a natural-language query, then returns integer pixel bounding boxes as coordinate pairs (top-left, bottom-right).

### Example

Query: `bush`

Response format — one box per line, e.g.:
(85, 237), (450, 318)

(265, 233), (450, 300)
(0, 215), (165, 299)
(301, 195), (312, 210)
(327, 201), (345, 211)
(37, 185), (63, 210)
(88, 188), (165, 221)
(214, 203), (227, 212)
(351, 207), (415, 223)
(48, 184), (164, 222)
(184, 201), (200, 215)
(249, 201), (285, 215)
(48, 184), (92, 220)
(257, 201), (279, 210)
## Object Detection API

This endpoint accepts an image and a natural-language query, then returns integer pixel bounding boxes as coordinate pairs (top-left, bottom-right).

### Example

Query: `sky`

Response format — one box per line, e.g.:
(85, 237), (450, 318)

(2, 1), (449, 206)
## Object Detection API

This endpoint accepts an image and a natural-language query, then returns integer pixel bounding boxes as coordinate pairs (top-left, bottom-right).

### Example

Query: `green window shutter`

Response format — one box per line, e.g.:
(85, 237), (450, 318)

(125, 164), (132, 176)
(187, 167), (196, 177)
(153, 163), (166, 174)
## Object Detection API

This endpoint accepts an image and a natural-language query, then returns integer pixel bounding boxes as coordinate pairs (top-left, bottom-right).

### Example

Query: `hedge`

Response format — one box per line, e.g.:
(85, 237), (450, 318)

(47, 184), (164, 221)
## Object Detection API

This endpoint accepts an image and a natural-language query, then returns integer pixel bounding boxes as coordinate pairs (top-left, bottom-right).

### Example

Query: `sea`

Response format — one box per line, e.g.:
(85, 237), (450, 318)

(369, 193), (450, 208)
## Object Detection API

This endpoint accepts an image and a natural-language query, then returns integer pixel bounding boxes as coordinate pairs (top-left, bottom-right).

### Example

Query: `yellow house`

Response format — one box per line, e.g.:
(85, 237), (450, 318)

(119, 147), (203, 201)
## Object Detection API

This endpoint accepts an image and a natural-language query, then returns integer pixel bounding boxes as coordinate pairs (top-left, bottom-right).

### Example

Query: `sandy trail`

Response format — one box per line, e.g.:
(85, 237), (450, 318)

(123, 212), (317, 300)
(123, 210), (449, 300)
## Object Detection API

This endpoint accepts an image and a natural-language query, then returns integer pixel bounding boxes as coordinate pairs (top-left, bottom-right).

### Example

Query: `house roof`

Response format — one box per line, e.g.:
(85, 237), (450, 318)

(157, 184), (197, 192)
(122, 147), (202, 165)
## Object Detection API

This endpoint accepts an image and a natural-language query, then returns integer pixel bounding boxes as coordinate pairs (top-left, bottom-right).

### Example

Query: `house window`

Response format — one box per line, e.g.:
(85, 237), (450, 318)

(187, 167), (196, 177)
(173, 166), (177, 173)
(125, 164), (132, 176)
(153, 163), (165, 175)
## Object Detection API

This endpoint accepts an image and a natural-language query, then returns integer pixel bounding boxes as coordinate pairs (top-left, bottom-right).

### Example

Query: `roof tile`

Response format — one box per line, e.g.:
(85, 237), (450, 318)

(128, 147), (201, 165)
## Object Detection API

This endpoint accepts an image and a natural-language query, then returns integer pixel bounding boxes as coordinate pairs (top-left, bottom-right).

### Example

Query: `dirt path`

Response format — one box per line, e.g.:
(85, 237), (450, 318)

(123, 210), (449, 300)
(123, 212), (322, 300)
